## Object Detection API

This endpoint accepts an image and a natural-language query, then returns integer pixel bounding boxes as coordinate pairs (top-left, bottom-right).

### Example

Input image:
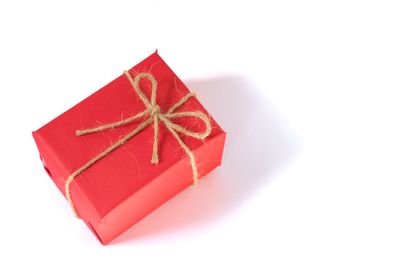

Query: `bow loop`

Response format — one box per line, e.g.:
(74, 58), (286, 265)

(162, 111), (211, 139)
(124, 71), (158, 109)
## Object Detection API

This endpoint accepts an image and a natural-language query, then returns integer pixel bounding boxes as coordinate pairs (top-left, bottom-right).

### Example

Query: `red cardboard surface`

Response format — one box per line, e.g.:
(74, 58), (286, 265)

(33, 51), (226, 244)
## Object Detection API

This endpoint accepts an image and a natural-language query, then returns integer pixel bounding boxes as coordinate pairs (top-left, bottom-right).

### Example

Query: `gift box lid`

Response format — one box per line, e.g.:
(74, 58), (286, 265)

(33, 51), (225, 223)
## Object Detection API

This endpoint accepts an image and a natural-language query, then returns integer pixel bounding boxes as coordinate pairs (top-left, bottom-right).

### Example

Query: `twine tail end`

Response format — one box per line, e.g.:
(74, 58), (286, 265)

(151, 154), (159, 164)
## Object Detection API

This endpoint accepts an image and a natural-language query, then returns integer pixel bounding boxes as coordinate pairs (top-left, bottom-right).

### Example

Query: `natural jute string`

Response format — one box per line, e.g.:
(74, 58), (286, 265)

(65, 72), (212, 217)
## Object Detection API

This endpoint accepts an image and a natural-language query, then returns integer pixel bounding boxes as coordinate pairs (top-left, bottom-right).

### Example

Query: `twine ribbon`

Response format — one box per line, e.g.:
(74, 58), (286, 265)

(65, 72), (211, 217)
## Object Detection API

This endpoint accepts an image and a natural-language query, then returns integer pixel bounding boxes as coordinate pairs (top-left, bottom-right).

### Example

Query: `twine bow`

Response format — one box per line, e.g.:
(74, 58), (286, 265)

(65, 72), (212, 217)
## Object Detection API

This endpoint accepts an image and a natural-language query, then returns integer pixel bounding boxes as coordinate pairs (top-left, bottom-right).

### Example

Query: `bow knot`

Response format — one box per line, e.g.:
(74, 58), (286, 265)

(150, 104), (161, 117)
(66, 71), (212, 217)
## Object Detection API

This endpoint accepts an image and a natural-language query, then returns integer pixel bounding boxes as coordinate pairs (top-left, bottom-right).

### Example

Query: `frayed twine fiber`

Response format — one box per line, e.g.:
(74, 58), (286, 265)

(65, 72), (211, 217)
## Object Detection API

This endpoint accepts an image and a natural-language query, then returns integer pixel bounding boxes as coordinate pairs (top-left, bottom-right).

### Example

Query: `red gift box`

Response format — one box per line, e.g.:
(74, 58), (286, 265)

(32, 51), (226, 244)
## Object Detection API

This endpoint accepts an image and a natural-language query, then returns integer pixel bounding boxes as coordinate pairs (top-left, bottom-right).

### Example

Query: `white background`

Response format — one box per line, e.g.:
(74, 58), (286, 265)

(0, 0), (399, 265)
